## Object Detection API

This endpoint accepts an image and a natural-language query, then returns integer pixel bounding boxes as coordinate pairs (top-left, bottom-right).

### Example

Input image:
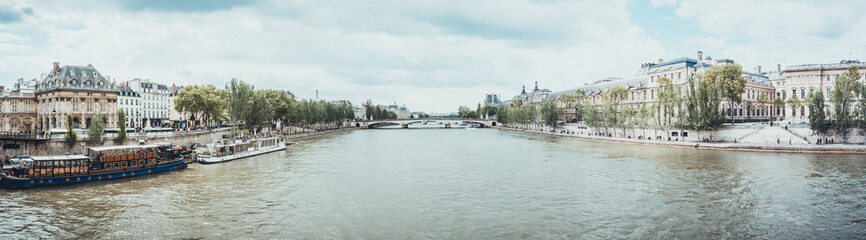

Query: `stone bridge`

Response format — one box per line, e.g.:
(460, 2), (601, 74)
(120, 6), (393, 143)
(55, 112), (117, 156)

(357, 118), (497, 129)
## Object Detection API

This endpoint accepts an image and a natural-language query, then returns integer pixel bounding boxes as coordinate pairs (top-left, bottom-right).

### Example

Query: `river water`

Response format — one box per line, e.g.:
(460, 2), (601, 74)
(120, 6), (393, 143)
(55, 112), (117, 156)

(1, 128), (865, 239)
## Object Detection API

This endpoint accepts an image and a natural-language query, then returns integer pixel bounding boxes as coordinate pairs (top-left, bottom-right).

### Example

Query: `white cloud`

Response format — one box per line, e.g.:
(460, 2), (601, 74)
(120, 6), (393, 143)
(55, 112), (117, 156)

(675, 0), (866, 71)
(650, 0), (679, 8)
(0, 0), (668, 112)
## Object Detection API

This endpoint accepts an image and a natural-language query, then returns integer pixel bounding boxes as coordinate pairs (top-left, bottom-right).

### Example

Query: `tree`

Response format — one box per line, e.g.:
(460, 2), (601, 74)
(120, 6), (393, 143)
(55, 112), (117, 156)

(541, 100), (562, 129)
(497, 104), (510, 125)
(511, 98), (523, 108)
(174, 84), (228, 127)
(809, 91), (829, 141)
(458, 105), (478, 119)
(583, 104), (600, 134)
(603, 86), (628, 137)
(757, 92), (768, 123)
(117, 109), (127, 144)
(89, 112), (105, 144)
(687, 76), (725, 140)
(227, 78), (257, 129)
(773, 96), (785, 121)
(64, 114), (77, 151)
(787, 94), (801, 120)
(831, 75), (857, 143)
(703, 64), (746, 125)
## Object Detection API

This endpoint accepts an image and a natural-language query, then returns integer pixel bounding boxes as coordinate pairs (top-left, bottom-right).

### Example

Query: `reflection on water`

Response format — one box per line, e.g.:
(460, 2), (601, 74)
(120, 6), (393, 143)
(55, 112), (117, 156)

(1, 129), (865, 238)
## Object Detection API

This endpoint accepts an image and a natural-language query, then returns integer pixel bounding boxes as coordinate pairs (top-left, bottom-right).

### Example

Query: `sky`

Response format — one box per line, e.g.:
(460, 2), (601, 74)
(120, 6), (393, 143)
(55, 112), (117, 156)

(0, 0), (864, 113)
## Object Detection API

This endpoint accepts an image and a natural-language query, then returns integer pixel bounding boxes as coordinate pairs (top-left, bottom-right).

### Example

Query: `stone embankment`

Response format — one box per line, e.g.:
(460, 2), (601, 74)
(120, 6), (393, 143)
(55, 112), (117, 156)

(495, 125), (866, 154)
(3, 126), (358, 156)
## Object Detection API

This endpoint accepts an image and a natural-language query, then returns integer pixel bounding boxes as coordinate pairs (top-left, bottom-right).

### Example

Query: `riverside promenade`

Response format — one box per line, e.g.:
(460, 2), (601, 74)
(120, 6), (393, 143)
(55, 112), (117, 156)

(494, 125), (866, 154)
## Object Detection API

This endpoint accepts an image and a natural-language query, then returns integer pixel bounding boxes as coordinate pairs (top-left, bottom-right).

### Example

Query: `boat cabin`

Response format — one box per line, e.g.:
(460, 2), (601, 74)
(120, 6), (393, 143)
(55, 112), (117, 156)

(13, 155), (90, 178)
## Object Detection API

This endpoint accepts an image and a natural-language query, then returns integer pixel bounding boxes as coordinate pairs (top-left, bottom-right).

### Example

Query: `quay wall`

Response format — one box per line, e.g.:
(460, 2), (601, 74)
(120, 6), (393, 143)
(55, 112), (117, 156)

(1, 128), (235, 156)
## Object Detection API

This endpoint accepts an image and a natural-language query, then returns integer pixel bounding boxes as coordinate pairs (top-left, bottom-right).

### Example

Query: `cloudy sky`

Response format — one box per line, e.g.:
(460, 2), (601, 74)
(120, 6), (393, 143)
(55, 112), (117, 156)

(1, 0), (864, 113)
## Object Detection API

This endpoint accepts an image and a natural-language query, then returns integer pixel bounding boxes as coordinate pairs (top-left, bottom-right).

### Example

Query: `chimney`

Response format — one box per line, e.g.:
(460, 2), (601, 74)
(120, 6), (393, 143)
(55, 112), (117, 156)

(697, 51), (703, 61)
(53, 62), (60, 72)
(658, 59), (664, 64)
(777, 64), (781, 73)
(757, 66), (761, 74)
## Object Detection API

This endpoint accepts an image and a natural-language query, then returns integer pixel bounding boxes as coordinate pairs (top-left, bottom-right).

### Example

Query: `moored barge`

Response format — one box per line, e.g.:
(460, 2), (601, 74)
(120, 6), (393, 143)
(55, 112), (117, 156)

(197, 136), (286, 164)
(0, 143), (188, 189)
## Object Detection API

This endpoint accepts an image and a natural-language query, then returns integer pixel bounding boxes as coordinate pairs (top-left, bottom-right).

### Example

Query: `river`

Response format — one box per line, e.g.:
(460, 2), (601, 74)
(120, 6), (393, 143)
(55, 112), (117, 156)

(1, 128), (865, 239)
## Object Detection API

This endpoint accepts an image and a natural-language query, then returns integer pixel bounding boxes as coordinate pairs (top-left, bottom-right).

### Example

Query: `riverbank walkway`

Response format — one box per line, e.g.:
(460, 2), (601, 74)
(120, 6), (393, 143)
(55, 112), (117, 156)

(495, 126), (866, 154)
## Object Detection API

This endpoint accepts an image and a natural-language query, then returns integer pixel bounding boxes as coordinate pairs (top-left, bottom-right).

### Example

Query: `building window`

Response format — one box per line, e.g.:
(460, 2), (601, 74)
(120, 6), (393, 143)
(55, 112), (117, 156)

(100, 99), (106, 112)
(801, 89), (805, 99)
(25, 101), (30, 112)
(86, 99), (93, 112)
(11, 101), (17, 112)
(73, 98), (79, 112)
(827, 88), (831, 97)
(827, 75), (831, 82)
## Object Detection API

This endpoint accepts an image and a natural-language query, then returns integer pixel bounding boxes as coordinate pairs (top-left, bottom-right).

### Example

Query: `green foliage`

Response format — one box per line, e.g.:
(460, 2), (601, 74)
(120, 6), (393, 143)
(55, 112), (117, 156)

(540, 100), (561, 128)
(89, 112), (105, 144)
(809, 91), (829, 136)
(831, 75), (856, 141)
(117, 109), (127, 144)
(458, 105), (479, 119)
(773, 96), (785, 119)
(703, 64), (746, 124)
(64, 114), (77, 150)
(175, 84), (228, 126)
(687, 77), (725, 131)
(787, 94), (801, 117)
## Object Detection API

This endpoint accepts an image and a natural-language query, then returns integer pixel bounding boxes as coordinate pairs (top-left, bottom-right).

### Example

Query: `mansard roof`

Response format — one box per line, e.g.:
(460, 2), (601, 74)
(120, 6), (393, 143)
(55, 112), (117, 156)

(37, 64), (118, 93)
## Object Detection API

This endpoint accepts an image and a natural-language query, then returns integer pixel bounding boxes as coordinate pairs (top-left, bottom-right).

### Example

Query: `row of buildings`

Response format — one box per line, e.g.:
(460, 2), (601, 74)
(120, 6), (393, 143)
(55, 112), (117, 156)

(491, 51), (866, 124)
(0, 62), (188, 134)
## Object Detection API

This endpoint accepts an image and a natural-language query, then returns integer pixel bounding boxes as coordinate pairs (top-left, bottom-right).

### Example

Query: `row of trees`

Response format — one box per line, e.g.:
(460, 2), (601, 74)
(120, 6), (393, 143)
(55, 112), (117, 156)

(62, 78), (355, 150)
(363, 100), (398, 120)
(175, 78), (354, 132)
(807, 65), (866, 143)
(495, 64), (748, 139)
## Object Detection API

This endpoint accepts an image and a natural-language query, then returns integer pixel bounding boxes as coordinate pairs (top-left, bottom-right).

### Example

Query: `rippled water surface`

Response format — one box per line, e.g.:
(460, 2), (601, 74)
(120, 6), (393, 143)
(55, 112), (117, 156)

(2, 128), (866, 239)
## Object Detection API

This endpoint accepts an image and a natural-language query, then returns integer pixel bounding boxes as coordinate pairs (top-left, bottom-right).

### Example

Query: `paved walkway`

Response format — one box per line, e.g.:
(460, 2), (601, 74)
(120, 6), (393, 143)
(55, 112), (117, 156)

(496, 126), (866, 154)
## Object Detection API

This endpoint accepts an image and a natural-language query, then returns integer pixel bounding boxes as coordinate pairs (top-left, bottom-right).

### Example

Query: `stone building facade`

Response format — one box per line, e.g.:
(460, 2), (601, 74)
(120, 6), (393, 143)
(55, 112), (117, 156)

(35, 62), (119, 131)
(771, 60), (866, 122)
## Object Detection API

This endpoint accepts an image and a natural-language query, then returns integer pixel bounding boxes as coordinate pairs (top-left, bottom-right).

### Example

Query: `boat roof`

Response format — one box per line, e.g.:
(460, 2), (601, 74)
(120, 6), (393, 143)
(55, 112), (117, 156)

(89, 144), (160, 152)
(28, 155), (90, 161)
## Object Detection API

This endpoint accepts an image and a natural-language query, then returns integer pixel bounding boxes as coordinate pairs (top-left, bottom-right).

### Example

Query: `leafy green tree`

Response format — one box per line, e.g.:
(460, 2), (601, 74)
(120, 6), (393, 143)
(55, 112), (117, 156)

(89, 112), (105, 144)
(687, 76), (725, 140)
(65, 114), (78, 150)
(603, 86), (628, 136)
(174, 84), (228, 127)
(541, 100), (562, 129)
(117, 109), (127, 144)
(511, 98), (523, 108)
(703, 64), (746, 125)
(458, 105), (478, 119)
(773, 96), (785, 121)
(582, 104), (600, 134)
(757, 92), (768, 123)
(809, 91), (829, 141)
(831, 75), (857, 142)
(787, 94), (801, 120)
(227, 78), (257, 129)
(497, 104), (510, 125)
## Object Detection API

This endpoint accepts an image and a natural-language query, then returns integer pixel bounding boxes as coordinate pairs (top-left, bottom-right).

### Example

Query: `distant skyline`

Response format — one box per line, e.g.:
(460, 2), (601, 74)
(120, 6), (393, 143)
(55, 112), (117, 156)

(1, 0), (864, 112)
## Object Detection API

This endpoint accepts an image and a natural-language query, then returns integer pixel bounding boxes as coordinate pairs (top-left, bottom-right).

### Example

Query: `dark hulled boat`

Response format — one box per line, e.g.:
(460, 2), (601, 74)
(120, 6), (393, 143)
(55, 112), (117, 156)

(0, 143), (188, 189)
